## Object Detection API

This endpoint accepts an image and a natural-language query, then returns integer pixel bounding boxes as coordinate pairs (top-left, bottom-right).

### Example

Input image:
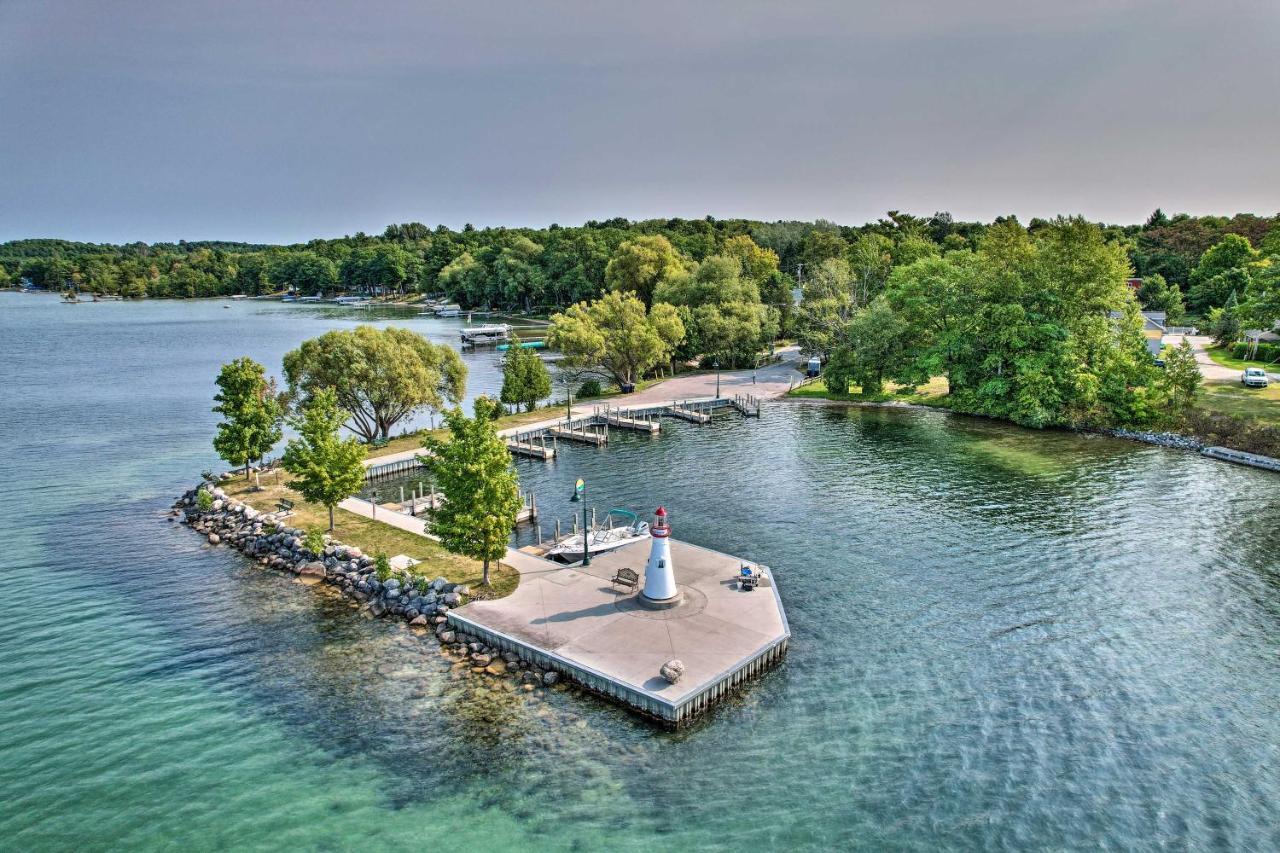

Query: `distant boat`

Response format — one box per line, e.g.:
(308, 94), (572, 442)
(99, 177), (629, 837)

(281, 294), (298, 302)
(435, 304), (462, 317)
(495, 340), (547, 351)
(460, 323), (512, 345)
(546, 509), (650, 564)
(229, 294), (247, 300)
(93, 294), (123, 301)
(297, 295), (323, 303)
(332, 295), (371, 306)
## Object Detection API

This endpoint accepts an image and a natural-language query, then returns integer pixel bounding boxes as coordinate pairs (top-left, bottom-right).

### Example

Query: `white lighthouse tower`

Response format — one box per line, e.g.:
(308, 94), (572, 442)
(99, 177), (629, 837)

(640, 506), (683, 608)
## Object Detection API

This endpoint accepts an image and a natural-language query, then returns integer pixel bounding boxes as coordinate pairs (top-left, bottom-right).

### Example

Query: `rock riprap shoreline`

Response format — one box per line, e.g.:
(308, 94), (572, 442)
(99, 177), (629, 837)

(173, 483), (563, 692)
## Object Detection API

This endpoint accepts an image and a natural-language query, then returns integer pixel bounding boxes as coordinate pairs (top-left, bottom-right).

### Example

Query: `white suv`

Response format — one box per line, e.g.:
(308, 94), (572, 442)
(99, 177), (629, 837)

(1242, 367), (1269, 388)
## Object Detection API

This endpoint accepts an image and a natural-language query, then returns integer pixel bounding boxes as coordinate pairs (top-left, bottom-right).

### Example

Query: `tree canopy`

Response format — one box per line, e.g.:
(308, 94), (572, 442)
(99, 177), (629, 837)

(546, 291), (685, 388)
(499, 336), (552, 412)
(421, 397), (522, 586)
(282, 326), (466, 443)
(212, 357), (283, 478)
(280, 389), (368, 531)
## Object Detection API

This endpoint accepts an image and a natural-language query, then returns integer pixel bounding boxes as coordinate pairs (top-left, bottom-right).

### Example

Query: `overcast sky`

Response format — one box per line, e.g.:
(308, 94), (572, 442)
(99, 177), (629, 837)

(1, 0), (1277, 244)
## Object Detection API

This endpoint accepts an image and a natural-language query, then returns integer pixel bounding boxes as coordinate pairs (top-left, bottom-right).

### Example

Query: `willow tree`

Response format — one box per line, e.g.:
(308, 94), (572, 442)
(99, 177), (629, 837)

(283, 326), (466, 443)
(212, 357), (283, 478)
(422, 397), (521, 586)
(546, 290), (684, 389)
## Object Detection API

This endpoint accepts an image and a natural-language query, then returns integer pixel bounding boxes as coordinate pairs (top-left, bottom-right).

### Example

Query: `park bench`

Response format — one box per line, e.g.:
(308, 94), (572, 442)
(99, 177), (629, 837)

(275, 498), (295, 516)
(610, 567), (639, 591)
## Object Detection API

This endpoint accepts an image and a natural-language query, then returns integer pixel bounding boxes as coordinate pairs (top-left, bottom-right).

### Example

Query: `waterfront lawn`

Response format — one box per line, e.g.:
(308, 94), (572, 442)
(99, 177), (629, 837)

(367, 404), (573, 458)
(788, 376), (951, 406)
(217, 475), (519, 600)
(1198, 380), (1280, 427)
(1205, 345), (1280, 372)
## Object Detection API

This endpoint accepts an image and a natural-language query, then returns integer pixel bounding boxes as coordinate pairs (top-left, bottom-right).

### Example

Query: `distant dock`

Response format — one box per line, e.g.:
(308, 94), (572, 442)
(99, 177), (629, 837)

(449, 538), (789, 727)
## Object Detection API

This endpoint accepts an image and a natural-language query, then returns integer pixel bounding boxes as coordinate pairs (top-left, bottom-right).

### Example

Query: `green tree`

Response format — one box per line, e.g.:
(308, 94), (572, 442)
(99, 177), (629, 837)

(605, 235), (685, 306)
(500, 336), (552, 412)
(1136, 274), (1186, 324)
(283, 326), (466, 443)
(1208, 291), (1242, 347)
(422, 397), (521, 586)
(546, 291), (685, 388)
(280, 389), (367, 531)
(1187, 234), (1257, 313)
(212, 357), (283, 478)
(1158, 338), (1201, 415)
(824, 298), (910, 395)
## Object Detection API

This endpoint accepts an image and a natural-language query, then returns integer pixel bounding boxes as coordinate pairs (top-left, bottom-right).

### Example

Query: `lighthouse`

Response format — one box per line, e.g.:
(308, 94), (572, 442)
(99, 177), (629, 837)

(640, 506), (683, 608)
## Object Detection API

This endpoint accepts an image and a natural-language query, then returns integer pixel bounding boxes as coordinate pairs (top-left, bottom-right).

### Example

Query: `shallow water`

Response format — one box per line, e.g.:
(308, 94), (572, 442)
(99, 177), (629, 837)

(2, 293), (1279, 850)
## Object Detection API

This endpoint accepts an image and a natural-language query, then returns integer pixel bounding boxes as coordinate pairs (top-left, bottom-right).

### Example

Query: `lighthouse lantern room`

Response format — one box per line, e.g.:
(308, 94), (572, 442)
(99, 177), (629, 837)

(639, 506), (683, 609)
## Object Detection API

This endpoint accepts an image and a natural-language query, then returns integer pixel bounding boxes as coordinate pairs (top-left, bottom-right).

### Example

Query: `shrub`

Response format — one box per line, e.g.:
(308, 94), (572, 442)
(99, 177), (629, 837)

(375, 552), (392, 582)
(303, 527), (327, 555)
(1233, 343), (1250, 359)
(577, 379), (603, 398)
(1182, 409), (1280, 458)
(196, 490), (214, 512)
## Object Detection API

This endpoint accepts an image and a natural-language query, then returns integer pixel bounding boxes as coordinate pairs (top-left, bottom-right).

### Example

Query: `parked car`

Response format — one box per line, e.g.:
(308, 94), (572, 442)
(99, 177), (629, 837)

(1242, 367), (1269, 388)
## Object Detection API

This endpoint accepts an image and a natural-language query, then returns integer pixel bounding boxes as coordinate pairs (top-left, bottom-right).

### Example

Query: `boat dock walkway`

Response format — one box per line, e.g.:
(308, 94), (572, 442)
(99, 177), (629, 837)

(449, 537), (789, 727)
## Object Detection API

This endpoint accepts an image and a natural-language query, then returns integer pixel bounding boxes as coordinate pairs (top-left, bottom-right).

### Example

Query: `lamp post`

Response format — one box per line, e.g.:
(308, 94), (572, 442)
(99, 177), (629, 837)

(713, 359), (721, 398)
(570, 477), (589, 566)
(371, 489), (378, 520)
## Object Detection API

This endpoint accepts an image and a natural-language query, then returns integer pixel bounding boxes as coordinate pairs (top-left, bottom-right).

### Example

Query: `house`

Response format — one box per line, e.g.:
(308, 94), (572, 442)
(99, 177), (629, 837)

(1109, 309), (1166, 357)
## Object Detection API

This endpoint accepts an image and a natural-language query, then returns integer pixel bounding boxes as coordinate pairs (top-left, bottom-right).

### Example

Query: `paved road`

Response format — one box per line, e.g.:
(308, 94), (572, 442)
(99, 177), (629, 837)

(622, 346), (805, 406)
(1165, 334), (1278, 382)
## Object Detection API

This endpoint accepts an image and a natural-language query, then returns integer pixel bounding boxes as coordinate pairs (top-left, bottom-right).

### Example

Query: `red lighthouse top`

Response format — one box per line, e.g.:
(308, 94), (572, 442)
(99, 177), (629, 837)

(652, 506), (670, 537)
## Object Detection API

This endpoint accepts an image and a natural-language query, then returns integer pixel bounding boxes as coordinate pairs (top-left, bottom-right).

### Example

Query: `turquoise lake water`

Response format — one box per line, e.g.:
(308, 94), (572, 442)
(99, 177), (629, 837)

(2, 292), (1278, 850)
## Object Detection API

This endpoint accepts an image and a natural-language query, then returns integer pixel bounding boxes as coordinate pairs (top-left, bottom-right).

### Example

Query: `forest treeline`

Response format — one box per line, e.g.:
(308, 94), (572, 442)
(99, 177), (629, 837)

(4, 211), (1277, 323)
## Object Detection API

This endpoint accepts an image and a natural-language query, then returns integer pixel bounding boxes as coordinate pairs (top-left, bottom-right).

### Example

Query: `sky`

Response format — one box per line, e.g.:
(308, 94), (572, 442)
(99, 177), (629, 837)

(1, 0), (1277, 244)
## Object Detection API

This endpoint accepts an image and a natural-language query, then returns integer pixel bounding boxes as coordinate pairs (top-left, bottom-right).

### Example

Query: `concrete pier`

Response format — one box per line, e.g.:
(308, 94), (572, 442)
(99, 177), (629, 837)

(449, 538), (789, 726)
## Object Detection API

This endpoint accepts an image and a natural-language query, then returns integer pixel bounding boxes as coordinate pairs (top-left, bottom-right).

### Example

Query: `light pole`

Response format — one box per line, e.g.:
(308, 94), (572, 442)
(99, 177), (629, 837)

(570, 477), (589, 566)
(713, 359), (721, 398)
(371, 489), (378, 520)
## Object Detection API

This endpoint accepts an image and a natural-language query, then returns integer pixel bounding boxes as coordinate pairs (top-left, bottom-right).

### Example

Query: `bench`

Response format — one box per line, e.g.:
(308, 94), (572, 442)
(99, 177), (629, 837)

(275, 498), (295, 515)
(610, 567), (639, 591)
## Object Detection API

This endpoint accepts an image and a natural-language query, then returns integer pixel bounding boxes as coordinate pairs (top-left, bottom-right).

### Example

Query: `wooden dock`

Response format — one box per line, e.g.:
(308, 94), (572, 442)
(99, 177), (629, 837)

(596, 405), (661, 433)
(507, 438), (555, 460)
(731, 393), (762, 417)
(548, 416), (608, 446)
(667, 402), (711, 424)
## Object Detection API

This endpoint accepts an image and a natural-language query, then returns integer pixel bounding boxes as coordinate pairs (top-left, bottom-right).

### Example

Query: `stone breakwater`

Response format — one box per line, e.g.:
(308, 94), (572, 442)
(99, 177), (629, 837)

(1097, 428), (1205, 451)
(173, 484), (564, 692)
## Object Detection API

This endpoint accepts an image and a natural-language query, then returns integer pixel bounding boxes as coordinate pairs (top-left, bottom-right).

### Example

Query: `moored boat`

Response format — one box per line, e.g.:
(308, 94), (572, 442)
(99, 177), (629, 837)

(546, 509), (650, 564)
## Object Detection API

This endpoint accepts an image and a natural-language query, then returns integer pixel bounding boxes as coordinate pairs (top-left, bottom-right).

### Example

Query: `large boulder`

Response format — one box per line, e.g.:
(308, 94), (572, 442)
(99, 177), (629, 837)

(660, 660), (685, 684)
(298, 562), (326, 584)
(541, 671), (560, 686)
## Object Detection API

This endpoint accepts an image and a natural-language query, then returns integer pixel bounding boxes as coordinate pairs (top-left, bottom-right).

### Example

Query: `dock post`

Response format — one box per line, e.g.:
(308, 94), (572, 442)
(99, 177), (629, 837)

(573, 515), (579, 534)
(537, 523), (542, 545)
(591, 506), (597, 529)
(556, 518), (562, 540)
(400, 485), (404, 505)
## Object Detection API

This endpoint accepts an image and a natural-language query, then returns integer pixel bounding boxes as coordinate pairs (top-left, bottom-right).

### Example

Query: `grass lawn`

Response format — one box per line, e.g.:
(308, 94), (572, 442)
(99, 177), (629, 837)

(365, 381), (680, 459)
(1204, 345), (1280, 372)
(217, 475), (519, 600)
(1199, 380), (1280, 427)
(788, 376), (951, 406)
